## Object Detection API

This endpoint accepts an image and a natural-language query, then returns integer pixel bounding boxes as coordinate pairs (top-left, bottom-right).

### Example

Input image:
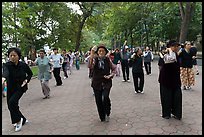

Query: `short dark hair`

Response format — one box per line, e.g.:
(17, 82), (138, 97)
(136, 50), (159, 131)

(53, 47), (58, 51)
(39, 49), (46, 54)
(167, 40), (180, 48)
(7, 47), (21, 59)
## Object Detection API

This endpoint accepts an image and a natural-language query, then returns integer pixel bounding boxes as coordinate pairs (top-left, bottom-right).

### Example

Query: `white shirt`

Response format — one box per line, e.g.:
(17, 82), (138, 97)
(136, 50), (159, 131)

(163, 50), (177, 64)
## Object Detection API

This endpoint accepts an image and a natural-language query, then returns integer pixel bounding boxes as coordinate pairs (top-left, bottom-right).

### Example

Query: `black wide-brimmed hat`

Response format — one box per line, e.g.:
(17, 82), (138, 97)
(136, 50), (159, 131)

(95, 44), (109, 55)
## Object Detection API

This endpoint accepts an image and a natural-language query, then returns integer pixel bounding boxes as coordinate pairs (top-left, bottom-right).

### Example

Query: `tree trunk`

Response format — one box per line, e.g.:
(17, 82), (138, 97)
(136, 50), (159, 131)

(75, 2), (96, 51)
(144, 20), (149, 47)
(179, 2), (196, 43)
(130, 30), (133, 50)
(75, 17), (87, 51)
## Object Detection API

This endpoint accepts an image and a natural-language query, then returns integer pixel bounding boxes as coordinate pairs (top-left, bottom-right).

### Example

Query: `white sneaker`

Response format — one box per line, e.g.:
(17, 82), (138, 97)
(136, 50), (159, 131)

(64, 76), (68, 79)
(187, 86), (191, 90)
(24, 119), (29, 125)
(134, 91), (138, 94)
(127, 80), (130, 82)
(105, 115), (110, 122)
(15, 118), (23, 132)
(140, 91), (144, 94)
(122, 80), (126, 82)
(13, 123), (17, 127)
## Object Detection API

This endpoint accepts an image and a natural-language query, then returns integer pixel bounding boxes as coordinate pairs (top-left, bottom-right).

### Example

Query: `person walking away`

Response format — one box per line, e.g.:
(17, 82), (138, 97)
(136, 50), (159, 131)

(190, 42), (199, 75)
(33, 49), (52, 99)
(2, 47), (33, 131)
(88, 44), (116, 122)
(49, 48), (63, 86)
(159, 40), (182, 120)
(68, 50), (75, 75)
(61, 49), (70, 79)
(178, 41), (195, 90)
(143, 46), (152, 75)
(121, 40), (131, 82)
(75, 51), (80, 70)
(113, 48), (122, 77)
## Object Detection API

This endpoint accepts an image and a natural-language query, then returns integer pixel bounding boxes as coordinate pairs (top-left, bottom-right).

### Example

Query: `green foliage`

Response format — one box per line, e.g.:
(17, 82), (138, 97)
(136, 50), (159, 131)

(30, 66), (38, 77)
(2, 2), (202, 57)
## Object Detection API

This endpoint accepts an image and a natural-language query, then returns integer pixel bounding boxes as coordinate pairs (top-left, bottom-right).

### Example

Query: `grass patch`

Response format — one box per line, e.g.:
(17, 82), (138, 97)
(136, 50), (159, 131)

(30, 66), (38, 77)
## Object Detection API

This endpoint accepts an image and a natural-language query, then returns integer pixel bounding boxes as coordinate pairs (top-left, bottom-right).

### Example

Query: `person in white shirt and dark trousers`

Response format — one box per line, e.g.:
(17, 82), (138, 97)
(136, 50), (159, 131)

(49, 48), (64, 86)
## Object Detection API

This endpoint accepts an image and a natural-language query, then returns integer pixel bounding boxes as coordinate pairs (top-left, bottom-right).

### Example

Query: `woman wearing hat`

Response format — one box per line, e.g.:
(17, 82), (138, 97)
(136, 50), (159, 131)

(33, 49), (53, 99)
(88, 44), (116, 122)
(158, 40), (182, 120)
(2, 47), (33, 131)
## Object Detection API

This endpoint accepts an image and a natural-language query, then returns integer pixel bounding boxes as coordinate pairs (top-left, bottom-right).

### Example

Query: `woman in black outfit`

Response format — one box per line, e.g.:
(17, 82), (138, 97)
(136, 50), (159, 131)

(159, 40), (182, 120)
(88, 44), (116, 122)
(2, 48), (33, 132)
(131, 47), (144, 94)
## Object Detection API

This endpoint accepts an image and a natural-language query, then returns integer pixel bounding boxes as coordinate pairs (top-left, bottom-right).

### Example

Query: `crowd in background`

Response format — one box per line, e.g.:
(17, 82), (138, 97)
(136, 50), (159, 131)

(2, 39), (200, 131)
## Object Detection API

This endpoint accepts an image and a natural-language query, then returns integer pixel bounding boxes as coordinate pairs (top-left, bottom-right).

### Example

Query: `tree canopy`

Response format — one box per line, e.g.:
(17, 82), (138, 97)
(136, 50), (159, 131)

(2, 2), (202, 59)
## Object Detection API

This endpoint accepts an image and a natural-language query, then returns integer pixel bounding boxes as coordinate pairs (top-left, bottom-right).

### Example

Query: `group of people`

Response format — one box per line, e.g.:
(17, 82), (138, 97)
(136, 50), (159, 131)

(158, 40), (199, 120)
(2, 39), (200, 132)
(88, 39), (199, 122)
(105, 40), (154, 94)
(2, 47), (82, 132)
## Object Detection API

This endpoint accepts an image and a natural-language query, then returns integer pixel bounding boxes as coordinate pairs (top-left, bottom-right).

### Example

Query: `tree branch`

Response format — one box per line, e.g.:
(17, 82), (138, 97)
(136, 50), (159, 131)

(178, 2), (185, 21)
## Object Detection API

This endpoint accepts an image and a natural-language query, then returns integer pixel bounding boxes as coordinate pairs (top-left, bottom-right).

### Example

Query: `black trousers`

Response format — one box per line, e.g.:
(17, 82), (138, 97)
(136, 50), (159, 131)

(7, 89), (26, 124)
(132, 72), (144, 92)
(160, 85), (182, 119)
(121, 60), (129, 81)
(93, 88), (111, 121)
(62, 62), (68, 78)
(144, 62), (151, 75)
(53, 67), (62, 86)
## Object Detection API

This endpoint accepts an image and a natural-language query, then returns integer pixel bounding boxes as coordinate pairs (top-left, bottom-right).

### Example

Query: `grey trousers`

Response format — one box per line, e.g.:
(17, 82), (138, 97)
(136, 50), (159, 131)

(40, 80), (50, 97)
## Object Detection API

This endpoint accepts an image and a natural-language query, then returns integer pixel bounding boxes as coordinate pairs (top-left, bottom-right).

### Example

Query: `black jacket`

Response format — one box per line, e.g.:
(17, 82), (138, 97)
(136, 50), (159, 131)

(179, 49), (193, 68)
(91, 57), (112, 90)
(3, 61), (33, 93)
(131, 55), (144, 73)
(158, 55), (181, 89)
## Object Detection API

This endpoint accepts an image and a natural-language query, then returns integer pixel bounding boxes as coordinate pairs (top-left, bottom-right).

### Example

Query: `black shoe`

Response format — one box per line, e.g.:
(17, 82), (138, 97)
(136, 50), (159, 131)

(172, 115), (181, 120)
(162, 116), (170, 119)
(196, 72), (199, 75)
(43, 96), (48, 99)
(183, 86), (187, 90)
(100, 119), (105, 122)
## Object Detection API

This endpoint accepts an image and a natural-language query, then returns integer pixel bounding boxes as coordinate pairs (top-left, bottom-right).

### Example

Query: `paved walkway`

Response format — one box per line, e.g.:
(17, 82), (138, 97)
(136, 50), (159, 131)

(2, 61), (202, 135)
